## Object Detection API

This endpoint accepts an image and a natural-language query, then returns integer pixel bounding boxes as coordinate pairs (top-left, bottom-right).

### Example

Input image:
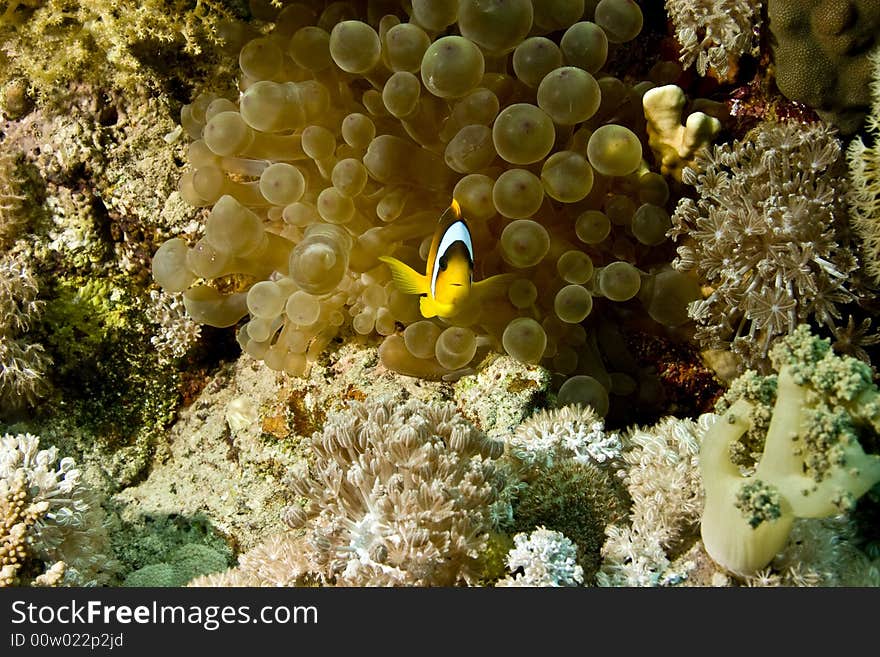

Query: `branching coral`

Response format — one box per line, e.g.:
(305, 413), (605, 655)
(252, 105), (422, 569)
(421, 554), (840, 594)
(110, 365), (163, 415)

(0, 251), (49, 413)
(700, 325), (880, 577)
(664, 0), (762, 78)
(0, 433), (115, 585)
(283, 395), (509, 586)
(642, 84), (722, 181)
(1, 469), (43, 586)
(671, 120), (857, 367)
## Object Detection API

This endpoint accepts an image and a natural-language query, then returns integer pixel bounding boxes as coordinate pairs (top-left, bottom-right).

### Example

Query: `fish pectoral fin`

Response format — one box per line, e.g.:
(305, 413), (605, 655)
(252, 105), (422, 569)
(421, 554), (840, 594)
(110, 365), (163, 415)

(471, 273), (516, 299)
(420, 297), (459, 319)
(419, 296), (439, 318)
(379, 256), (428, 295)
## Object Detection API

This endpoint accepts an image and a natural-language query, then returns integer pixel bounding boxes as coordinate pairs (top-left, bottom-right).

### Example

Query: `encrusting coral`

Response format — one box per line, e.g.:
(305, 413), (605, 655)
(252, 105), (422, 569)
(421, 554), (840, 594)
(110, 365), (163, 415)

(700, 325), (880, 577)
(282, 395), (510, 586)
(151, 0), (706, 417)
(767, 0), (880, 134)
(670, 120), (858, 368)
(0, 433), (115, 586)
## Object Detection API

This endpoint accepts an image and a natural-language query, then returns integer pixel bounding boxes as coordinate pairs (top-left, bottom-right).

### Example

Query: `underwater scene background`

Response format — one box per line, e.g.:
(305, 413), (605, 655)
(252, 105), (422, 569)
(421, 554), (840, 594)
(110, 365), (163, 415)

(2, 0), (880, 587)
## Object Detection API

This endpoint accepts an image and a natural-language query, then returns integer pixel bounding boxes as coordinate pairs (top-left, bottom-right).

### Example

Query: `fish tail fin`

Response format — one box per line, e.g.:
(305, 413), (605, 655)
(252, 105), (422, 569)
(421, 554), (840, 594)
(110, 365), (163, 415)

(379, 256), (428, 295)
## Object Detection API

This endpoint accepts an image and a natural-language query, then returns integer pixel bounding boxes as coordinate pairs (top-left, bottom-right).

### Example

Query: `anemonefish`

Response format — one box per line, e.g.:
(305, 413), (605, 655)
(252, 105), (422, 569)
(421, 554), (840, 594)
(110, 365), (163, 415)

(379, 200), (510, 319)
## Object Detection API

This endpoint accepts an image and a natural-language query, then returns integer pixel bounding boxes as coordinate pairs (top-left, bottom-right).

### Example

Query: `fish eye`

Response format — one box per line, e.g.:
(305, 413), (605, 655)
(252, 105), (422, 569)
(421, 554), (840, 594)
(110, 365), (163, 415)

(438, 255), (448, 271)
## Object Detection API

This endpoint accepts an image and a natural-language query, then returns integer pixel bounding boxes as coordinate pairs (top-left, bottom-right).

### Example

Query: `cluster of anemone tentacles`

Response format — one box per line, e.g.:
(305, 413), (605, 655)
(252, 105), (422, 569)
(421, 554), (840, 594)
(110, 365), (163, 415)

(152, 0), (702, 417)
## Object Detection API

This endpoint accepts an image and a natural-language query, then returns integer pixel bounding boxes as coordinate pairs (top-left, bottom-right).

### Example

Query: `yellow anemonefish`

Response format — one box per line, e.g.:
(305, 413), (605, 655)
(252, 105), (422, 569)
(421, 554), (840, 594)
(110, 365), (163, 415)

(379, 200), (510, 319)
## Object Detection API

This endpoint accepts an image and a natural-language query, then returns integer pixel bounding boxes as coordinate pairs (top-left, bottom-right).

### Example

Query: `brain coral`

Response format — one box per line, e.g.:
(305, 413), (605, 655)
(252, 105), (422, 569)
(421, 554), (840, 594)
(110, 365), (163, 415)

(151, 0), (700, 417)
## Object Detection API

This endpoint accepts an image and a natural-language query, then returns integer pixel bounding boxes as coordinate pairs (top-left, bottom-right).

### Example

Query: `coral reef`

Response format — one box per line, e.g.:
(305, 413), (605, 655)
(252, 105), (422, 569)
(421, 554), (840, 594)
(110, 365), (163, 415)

(767, 0), (880, 134)
(283, 395), (509, 586)
(848, 48), (880, 285)
(0, 251), (49, 414)
(664, 0), (762, 79)
(1, 0), (878, 592)
(671, 120), (858, 368)
(597, 415), (709, 586)
(0, 433), (114, 586)
(497, 527), (584, 587)
(699, 325), (880, 577)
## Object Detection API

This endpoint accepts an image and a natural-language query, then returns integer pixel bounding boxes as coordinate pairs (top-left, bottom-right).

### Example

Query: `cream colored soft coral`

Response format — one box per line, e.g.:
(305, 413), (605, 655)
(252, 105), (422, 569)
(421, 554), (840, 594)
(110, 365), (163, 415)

(596, 414), (709, 587)
(0, 433), (115, 585)
(847, 47), (880, 285)
(671, 120), (856, 366)
(699, 326), (880, 577)
(284, 395), (509, 586)
(664, 0), (762, 78)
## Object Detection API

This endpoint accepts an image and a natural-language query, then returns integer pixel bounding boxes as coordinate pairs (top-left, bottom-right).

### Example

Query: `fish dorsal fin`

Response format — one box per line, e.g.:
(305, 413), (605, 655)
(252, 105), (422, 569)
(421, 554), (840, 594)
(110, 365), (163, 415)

(378, 256), (428, 295)
(427, 201), (468, 273)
